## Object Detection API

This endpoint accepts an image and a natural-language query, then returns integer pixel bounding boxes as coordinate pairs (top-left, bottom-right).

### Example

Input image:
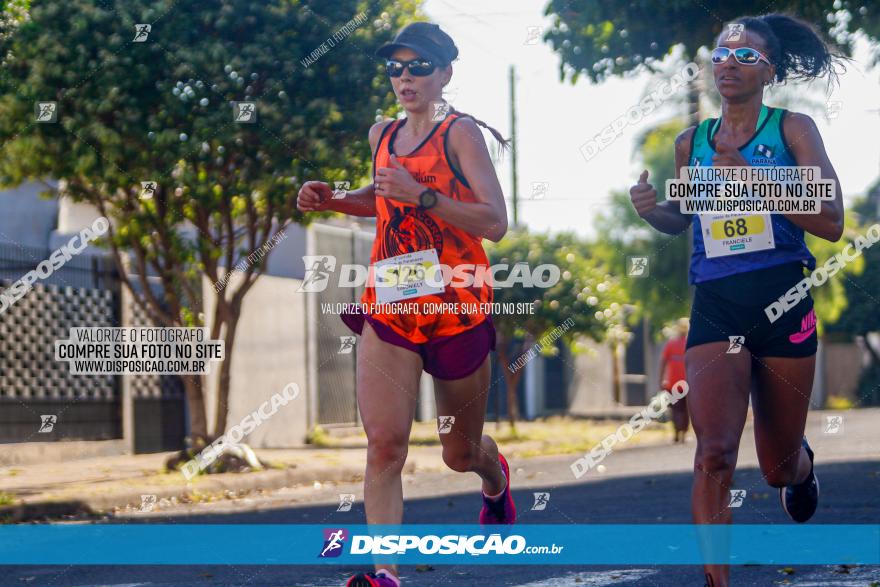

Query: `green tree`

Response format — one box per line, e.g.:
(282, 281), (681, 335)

(543, 1), (880, 124)
(825, 186), (880, 405)
(802, 213), (867, 332)
(488, 228), (628, 426)
(592, 120), (690, 338)
(0, 0), (29, 43)
(0, 0), (417, 451)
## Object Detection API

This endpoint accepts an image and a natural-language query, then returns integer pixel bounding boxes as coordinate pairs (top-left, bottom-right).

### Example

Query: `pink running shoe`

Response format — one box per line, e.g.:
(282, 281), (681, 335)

(345, 570), (398, 587)
(479, 453), (516, 524)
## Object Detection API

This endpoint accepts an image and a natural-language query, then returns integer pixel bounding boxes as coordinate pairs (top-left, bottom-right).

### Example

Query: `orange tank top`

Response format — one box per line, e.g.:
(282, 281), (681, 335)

(362, 112), (493, 342)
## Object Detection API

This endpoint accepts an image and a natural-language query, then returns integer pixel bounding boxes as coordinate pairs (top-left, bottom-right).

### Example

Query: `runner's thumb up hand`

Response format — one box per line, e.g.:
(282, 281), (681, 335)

(630, 169), (658, 217)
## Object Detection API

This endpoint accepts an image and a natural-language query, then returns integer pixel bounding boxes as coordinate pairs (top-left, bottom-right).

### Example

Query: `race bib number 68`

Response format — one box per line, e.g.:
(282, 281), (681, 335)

(703, 213), (775, 258)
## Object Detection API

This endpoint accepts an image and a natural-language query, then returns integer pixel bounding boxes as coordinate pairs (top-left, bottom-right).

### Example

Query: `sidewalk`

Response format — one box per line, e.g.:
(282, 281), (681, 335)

(0, 446), (405, 522)
(0, 416), (673, 522)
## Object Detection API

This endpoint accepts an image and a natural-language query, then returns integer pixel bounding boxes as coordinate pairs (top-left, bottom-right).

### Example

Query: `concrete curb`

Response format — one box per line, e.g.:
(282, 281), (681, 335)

(0, 439), (127, 467)
(1, 461), (415, 523)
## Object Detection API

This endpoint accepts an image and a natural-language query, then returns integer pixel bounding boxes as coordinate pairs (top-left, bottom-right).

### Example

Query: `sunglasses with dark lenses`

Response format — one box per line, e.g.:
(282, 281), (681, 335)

(711, 46), (771, 66)
(385, 58), (437, 77)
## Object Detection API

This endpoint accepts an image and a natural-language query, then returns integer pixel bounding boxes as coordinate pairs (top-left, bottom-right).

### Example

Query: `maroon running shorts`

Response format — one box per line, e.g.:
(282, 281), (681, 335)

(340, 307), (496, 380)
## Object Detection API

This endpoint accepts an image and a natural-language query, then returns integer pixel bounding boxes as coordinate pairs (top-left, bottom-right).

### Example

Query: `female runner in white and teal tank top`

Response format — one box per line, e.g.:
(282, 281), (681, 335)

(628, 13), (845, 587)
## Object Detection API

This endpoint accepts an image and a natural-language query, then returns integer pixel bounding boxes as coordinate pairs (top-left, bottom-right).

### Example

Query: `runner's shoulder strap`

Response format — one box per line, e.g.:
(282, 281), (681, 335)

(690, 118), (716, 157)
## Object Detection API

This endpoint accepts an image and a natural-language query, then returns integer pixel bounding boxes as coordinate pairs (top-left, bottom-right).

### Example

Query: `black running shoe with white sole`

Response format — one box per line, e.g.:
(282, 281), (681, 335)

(780, 437), (819, 523)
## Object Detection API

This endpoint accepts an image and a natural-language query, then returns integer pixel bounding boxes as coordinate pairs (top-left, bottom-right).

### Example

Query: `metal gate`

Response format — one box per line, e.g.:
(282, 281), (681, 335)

(0, 242), (186, 451)
(0, 243), (122, 443)
(312, 223), (373, 426)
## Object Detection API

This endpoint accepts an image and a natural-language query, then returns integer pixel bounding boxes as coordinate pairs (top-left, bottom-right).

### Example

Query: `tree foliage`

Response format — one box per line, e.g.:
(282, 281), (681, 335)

(592, 120), (690, 338)
(542, 1), (880, 84)
(487, 227), (628, 423)
(0, 0), (418, 443)
(489, 229), (627, 344)
(803, 212), (868, 333)
(826, 186), (880, 367)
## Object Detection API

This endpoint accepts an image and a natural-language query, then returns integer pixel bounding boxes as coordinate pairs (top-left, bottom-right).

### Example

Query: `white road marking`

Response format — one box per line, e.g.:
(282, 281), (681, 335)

(512, 569), (658, 586)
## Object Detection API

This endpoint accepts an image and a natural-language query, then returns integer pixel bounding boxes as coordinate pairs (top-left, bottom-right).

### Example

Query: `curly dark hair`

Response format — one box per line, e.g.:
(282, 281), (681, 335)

(729, 13), (846, 85)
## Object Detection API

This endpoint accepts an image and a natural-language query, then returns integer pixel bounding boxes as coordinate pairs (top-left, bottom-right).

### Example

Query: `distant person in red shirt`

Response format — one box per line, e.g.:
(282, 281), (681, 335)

(660, 318), (689, 442)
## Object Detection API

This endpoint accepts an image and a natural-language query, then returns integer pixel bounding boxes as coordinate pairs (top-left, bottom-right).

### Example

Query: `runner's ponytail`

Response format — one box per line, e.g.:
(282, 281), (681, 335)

(733, 13), (846, 85)
(448, 106), (511, 151)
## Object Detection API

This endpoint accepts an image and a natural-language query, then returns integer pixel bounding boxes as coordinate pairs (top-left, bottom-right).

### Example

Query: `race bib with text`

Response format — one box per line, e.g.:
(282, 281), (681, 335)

(373, 248), (445, 303)
(702, 213), (776, 258)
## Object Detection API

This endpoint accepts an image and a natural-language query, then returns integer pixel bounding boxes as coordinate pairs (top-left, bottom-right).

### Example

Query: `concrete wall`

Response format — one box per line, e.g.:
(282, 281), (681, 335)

(0, 182), (106, 255)
(258, 222), (308, 280)
(0, 180), (316, 448)
(204, 270), (310, 447)
(0, 180), (59, 248)
(49, 196), (108, 257)
(822, 341), (865, 402)
(55, 195), (101, 233)
(567, 339), (615, 413)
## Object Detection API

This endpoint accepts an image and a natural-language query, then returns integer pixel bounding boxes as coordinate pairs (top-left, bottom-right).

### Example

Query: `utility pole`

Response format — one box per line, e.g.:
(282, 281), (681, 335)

(509, 64), (518, 227)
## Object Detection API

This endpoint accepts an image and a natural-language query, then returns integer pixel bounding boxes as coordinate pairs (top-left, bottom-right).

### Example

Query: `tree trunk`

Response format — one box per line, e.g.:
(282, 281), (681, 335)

(611, 342), (622, 405)
(862, 331), (880, 366)
(504, 366), (523, 428)
(684, 66), (701, 299)
(495, 332), (525, 428)
(181, 373), (208, 445)
(213, 311), (240, 436)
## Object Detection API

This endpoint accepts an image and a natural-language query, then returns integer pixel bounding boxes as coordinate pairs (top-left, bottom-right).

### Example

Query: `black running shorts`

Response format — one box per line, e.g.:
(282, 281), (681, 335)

(686, 261), (818, 358)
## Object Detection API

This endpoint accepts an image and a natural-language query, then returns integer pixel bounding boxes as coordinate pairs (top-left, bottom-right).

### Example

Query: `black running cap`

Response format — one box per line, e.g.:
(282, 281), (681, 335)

(375, 22), (458, 66)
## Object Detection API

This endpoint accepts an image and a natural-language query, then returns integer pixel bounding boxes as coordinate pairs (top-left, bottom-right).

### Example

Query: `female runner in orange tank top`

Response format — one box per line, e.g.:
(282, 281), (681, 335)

(298, 22), (515, 587)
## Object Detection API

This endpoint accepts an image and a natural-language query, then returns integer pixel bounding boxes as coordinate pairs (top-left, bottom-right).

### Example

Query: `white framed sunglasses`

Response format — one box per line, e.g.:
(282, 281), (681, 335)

(711, 46), (771, 66)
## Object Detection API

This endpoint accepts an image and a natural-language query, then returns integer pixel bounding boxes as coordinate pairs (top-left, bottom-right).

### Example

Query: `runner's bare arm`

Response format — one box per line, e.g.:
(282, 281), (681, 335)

(327, 120), (393, 216)
(782, 112), (844, 242)
(428, 117), (508, 242)
(632, 127), (694, 235)
(323, 182), (376, 216)
(416, 117), (508, 241)
(297, 121), (390, 217)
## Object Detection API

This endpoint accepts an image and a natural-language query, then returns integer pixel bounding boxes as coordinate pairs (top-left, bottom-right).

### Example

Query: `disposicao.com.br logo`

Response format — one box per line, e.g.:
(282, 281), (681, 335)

(318, 528), (348, 558)
(318, 528), (563, 557)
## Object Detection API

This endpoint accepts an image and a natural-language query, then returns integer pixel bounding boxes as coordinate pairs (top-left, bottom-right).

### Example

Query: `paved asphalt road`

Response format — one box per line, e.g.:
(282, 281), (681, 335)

(5, 410), (879, 586)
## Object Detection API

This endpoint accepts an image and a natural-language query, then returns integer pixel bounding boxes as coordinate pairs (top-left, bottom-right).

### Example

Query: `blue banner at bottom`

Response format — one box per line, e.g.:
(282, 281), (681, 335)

(0, 524), (877, 565)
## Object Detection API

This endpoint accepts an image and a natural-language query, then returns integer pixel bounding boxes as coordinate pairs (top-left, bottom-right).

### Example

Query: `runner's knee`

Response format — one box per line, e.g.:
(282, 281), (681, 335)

(441, 444), (477, 473)
(366, 433), (409, 471)
(695, 440), (738, 482)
